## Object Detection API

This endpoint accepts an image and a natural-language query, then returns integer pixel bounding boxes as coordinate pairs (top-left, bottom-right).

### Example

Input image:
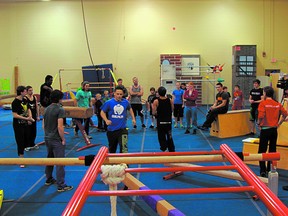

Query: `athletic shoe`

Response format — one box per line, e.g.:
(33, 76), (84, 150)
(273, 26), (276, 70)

(24, 147), (31, 152)
(142, 124), (146, 128)
(74, 130), (78, 137)
(58, 185), (73, 192)
(192, 129), (197, 134)
(45, 178), (57, 186)
(283, 186), (288, 191)
(87, 135), (93, 139)
(174, 123), (178, 128)
(198, 126), (209, 131)
(133, 125), (137, 129)
(180, 124), (184, 128)
(20, 165), (25, 168)
(149, 125), (154, 129)
(184, 129), (190, 134)
(260, 172), (267, 178)
(33, 145), (40, 150)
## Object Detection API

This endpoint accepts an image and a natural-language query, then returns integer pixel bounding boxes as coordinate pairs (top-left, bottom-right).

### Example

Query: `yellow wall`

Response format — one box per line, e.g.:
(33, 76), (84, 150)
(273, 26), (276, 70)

(0, 0), (288, 102)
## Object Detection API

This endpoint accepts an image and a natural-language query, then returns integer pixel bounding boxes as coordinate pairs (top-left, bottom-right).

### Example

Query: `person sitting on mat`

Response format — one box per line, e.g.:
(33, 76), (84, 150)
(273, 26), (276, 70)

(198, 82), (229, 130)
(152, 86), (175, 152)
(100, 86), (136, 153)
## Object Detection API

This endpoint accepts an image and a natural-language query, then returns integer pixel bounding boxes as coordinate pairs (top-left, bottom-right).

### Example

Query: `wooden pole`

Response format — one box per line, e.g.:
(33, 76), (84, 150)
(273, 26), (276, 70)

(165, 163), (268, 184)
(0, 152), (279, 166)
(14, 66), (18, 92)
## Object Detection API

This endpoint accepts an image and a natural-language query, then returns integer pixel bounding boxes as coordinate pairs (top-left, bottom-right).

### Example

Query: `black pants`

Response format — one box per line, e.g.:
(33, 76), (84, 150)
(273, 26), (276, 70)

(28, 121), (37, 147)
(13, 123), (29, 155)
(107, 128), (128, 153)
(75, 118), (90, 135)
(203, 108), (227, 128)
(157, 123), (175, 152)
(258, 127), (278, 174)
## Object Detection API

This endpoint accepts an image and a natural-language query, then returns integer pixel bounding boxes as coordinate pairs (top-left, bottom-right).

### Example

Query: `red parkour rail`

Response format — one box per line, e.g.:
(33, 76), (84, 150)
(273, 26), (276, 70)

(62, 145), (288, 216)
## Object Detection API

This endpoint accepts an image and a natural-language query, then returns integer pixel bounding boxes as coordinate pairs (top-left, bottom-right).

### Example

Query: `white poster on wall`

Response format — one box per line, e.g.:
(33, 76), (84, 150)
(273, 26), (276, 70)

(181, 55), (200, 75)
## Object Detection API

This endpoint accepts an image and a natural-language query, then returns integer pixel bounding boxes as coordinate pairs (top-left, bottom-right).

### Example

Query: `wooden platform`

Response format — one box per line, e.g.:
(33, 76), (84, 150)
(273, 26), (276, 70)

(242, 137), (288, 170)
(210, 109), (251, 138)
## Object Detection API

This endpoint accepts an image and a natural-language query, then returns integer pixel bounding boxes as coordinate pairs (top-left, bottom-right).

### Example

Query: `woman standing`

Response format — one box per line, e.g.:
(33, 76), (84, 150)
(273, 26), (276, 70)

(25, 86), (40, 151)
(183, 82), (198, 134)
(12, 86), (35, 167)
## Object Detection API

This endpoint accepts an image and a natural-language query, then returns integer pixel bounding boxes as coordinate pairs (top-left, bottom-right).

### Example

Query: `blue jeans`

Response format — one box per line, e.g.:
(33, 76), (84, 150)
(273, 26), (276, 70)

(45, 140), (66, 187)
(185, 106), (197, 129)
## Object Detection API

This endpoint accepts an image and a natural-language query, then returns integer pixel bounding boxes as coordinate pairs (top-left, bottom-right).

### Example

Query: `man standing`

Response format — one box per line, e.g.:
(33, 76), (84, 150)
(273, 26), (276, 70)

(43, 90), (73, 192)
(129, 77), (145, 128)
(100, 86), (136, 153)
(152, 86), (175, 152)
(198, 83), (229, 130)
(257, 86), (288, 177)
(40, 75), (53, 108)
(117, 78), (128, 98)
(74, 81), (93, 139)
(172, 82), (184, 128)
(247, 79), (263, 135)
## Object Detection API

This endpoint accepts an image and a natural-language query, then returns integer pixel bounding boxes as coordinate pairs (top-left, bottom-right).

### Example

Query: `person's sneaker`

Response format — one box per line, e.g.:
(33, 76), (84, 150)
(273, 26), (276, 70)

(133, 125), (137, 129)
(58, 185), (73, 192)
(149, 125), (154, 129)
(87, 135), (93, 139)
(184, 129), (190, 134)
(142, 124), (146, 128)
(245, 132), (255, 136)
(192, 129), (197, 134)
(45, 178), (57, 186)
(174, 123), (178, 128)
(283, 186), (288, 191)
(260, 172), (267, 178)
(24, 147), (31, 152)
(198, 126), (209, 131)
(74, 130), (78, 137)
(33, 145), (40, 150)
(180, 124), (184, 128)
(20, 165), (25, 168)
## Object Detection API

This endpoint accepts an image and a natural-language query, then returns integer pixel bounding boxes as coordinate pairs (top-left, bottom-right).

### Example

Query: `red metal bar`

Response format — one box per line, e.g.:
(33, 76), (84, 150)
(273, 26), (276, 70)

(62, 147), (108, 216)
(125, 165), (236, 173)
(88, 186), (254, 196)
(221, 144), (288, 216)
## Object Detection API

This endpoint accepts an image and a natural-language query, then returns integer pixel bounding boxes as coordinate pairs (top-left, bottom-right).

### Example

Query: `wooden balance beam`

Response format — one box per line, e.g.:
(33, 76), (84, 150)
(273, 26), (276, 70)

(210, 109), (252, 138)
(122, 173), (185, 216)
(165, 163), (268, 184)
(0, 152), (280, 166)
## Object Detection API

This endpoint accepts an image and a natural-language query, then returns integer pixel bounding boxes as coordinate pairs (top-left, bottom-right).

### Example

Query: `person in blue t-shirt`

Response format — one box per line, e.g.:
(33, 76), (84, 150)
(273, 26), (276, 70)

(100, 86), (136, 153)
(172, 82), (184, 128)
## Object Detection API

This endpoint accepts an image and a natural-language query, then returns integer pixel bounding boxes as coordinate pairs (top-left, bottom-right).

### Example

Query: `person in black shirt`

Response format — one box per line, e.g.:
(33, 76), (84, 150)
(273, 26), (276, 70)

(40, 75), (53, 108)
(247, 79), (263, 135)
(152, 86), (175, 152)
(198, 83), (229, 130)
(12, 86), (35, 167)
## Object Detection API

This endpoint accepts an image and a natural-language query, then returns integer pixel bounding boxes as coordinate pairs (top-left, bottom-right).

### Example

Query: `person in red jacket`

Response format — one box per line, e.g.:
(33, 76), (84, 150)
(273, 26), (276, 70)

(257, 86), (288, 177)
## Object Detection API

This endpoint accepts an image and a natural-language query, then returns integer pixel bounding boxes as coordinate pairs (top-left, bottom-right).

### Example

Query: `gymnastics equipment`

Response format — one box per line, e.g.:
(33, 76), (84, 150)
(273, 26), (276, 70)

(165, 163), (269, 184)
(123, 173), (185, 216)
(0, 189), (3, 210)
(0, 151), (280, 166)
(58, 67), (117, 94)
(60, 145), (287, 216)
(242, 137), (288, 170)
(210, 109), (251, 138)
(63, 106), (100, 151)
